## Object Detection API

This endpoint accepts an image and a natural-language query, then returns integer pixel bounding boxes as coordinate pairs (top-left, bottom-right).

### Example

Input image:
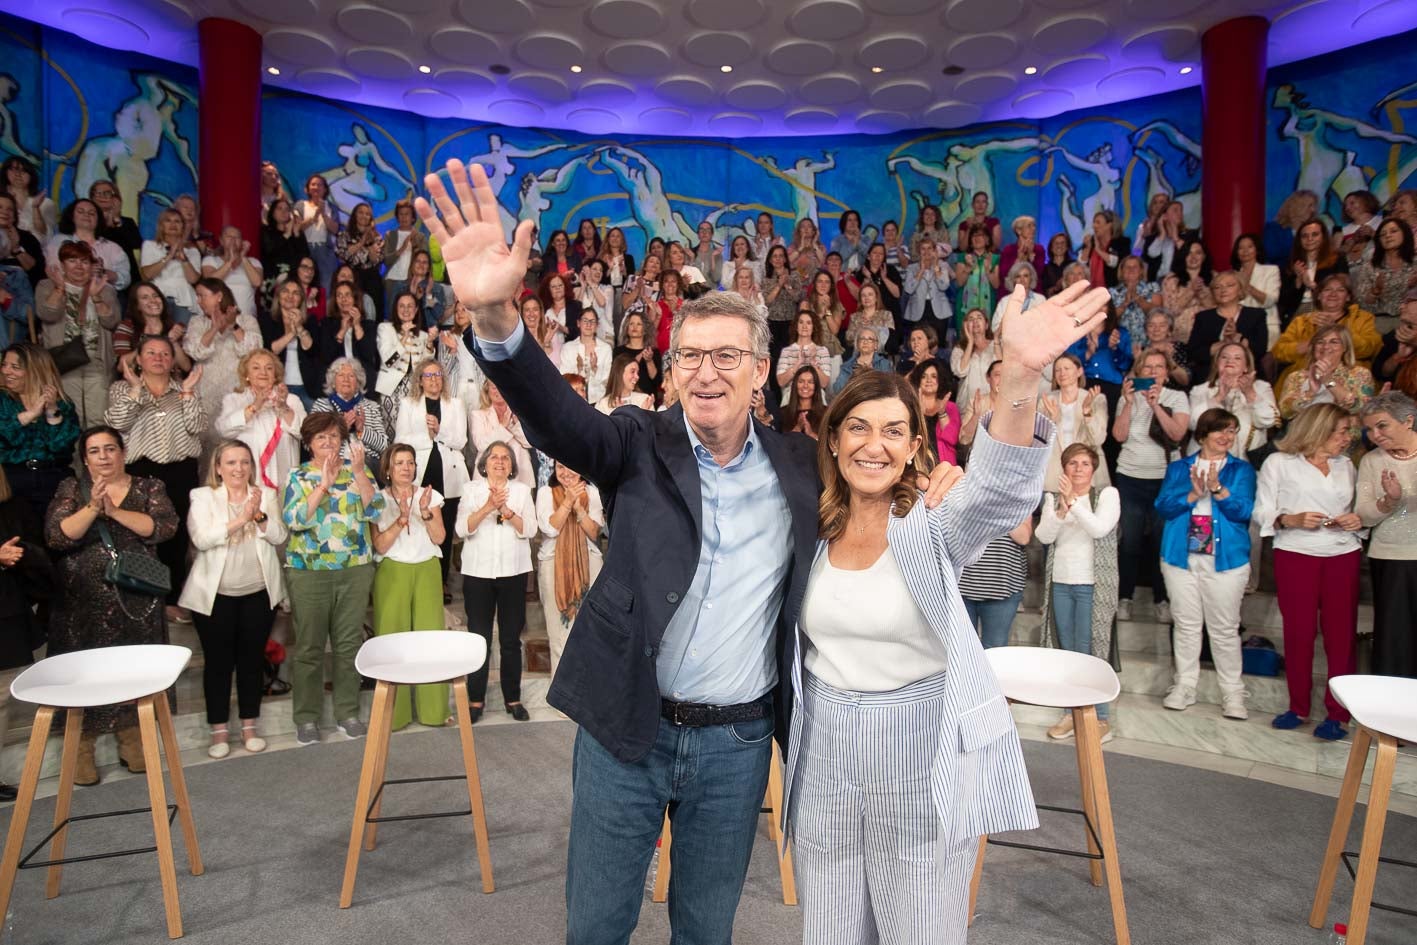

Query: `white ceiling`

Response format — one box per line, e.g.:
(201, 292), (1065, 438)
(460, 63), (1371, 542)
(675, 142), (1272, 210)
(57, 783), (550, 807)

(9, 0), (1417, 136)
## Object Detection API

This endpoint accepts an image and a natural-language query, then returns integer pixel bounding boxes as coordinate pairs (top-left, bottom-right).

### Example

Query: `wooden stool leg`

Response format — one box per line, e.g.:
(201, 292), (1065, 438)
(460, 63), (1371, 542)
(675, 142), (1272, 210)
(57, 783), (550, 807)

(452, 680), (495, 894)
(651, 813), (671, 903)
(967, 834), (987, 927)
(137, 697), (183, 939)
(765, 743), (797, 906)
(1309, 726), (1372, 929)
(1345, 734), (1398, 945)
(339, 681), (391, 908)
(0, 706), (55, 925)
(1074, 706), (1103, 887)
(1077, 706), (1130, 945)
(45, 710), (83, 899)
(363, 683), (397, 852)
(154, 697), (203, 876)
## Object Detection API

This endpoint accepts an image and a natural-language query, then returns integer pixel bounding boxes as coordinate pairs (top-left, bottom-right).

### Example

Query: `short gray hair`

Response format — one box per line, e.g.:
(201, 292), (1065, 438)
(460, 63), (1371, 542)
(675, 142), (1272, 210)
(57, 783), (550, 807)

(1004, 261), (1036, 291)
(475, 440), (519, 478)
(669, 290), (770, 360)
(852, 323), (881, 348)
(324, 356), (367, 395)
(1359, 391), (1417, 427)
(1146, 307), (1176, 329)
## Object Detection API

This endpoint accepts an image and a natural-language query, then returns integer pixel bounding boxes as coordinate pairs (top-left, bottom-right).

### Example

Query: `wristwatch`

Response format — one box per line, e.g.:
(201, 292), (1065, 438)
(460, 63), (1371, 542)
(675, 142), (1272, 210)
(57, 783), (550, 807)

(253, 511), (268, 525)
(421, 511), (434, 521)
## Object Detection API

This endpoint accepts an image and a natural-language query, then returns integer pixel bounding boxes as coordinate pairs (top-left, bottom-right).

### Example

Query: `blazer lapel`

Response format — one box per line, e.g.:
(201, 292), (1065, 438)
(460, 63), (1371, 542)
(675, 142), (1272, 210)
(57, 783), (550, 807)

(653, 405), (703, 541)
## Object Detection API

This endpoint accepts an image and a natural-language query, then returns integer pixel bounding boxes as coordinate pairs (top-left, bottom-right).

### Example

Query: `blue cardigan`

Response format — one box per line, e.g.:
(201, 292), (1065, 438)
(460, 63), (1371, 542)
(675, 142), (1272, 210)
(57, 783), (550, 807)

(1066, 327), (1133, 386)
(1154, 453), (1256, 572)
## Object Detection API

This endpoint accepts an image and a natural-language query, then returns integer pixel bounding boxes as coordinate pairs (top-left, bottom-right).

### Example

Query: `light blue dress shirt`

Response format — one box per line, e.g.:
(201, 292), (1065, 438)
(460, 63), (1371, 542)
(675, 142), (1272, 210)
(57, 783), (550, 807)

(657, 418), (792, 705)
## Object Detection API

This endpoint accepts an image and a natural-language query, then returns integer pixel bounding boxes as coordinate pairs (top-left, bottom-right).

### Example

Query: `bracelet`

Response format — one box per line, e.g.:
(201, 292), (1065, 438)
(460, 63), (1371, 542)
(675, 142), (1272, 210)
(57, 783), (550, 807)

(1008, 397), (1031, 410)
(421, 511), (434, 521)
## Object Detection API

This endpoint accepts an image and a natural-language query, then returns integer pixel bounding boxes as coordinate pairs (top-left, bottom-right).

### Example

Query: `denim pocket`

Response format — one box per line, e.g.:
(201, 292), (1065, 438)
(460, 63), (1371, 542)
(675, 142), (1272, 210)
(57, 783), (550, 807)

(727, 713), (775, 746)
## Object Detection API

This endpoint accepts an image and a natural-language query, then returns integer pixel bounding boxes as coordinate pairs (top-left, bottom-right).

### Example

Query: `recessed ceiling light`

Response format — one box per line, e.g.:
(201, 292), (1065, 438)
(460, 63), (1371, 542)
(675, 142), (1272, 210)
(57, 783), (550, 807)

(489, 64), (511, 75)
(871, 66), (882, 73)
(418, 65), (432, 74)
(1024, 66), (1037, 75)
(1179, 65), (1194, 75)
(570, 64), (583, 73)
(720, 65), (733, 73)
(942, 64), (964, 76)
(266, 66), (280, 76)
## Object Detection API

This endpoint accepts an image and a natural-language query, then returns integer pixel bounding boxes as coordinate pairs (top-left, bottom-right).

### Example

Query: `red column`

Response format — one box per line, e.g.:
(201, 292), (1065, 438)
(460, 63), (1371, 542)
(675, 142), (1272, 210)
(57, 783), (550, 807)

(1200, 16), (1269, 265)
(197, 18), (263, 246)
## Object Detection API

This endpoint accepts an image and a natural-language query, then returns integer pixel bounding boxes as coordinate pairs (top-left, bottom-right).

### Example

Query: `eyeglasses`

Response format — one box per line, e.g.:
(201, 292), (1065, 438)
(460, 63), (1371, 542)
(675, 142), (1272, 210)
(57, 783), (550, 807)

(671, 347), (754, 370)
(421, 371), (443, 378)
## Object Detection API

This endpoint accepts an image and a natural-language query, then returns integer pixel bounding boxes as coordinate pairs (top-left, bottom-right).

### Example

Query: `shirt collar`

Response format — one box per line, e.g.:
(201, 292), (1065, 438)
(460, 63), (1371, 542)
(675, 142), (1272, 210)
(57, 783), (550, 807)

(684, 413), (758, 471)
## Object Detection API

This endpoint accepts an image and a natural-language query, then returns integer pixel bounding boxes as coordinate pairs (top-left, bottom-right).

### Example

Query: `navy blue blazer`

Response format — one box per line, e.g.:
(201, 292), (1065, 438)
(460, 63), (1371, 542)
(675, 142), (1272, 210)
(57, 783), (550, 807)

(472, 330), (821, 762)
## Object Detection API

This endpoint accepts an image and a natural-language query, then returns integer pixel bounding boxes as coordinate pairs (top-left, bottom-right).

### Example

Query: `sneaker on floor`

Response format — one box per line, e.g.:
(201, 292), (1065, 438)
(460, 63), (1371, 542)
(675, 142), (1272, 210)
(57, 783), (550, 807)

(1116, 598), (1133, 621)
(1221, 693), (1249, 720)
(1162, 685), (1196, 711)
(295, 722), (320, 746)
(337, 718), (367, 739)
(1313, 719), (1348, 741)
(1154, 601), (1173, 624)
(1098, 720), (1114, 744)
(1047, 714), (1075, 740)
(1271, 710), (1305, 730)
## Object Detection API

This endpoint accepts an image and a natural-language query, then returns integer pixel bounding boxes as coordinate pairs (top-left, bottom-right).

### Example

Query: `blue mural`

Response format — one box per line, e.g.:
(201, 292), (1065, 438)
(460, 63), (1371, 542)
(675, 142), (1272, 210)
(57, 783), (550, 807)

(2, 9), (1416, 263)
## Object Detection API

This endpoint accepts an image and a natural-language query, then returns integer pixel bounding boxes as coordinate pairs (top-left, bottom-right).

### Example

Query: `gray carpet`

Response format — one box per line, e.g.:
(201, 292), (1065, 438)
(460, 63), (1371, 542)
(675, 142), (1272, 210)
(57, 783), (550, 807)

(0, 722), (1411, 945)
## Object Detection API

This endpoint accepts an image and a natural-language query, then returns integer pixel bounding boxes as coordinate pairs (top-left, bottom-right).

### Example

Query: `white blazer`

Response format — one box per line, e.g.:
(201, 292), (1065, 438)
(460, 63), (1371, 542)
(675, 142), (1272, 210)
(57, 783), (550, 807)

(783, 418), (1050, 851)
(375, 322), (435, 397)
(392, 393), (470, 499)
(178, 485), (288, 616)
(215, 391), (307, 492)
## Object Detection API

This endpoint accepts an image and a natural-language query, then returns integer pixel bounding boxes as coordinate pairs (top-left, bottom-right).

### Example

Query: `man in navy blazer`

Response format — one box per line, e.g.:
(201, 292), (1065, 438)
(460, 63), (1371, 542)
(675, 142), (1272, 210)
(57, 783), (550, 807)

(418, 161), (956, 945)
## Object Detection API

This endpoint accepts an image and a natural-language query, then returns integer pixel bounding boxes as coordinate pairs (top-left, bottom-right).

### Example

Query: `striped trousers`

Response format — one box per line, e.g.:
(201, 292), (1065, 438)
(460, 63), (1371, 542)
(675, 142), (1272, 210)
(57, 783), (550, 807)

(793, 671), (975, 945)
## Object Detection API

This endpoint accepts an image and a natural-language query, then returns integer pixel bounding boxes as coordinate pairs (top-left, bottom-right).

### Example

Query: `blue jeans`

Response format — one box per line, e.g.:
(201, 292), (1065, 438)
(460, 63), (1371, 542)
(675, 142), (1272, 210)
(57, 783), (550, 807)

(963, 592), (1023, 648)
(565, 713), (775, 945)
(1052, 583), (1108, 719)
(287, 383), (314, 411)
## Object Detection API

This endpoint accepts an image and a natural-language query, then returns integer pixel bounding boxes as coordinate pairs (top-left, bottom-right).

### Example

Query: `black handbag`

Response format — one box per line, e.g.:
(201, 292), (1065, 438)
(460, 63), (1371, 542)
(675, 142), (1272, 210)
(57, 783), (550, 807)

(47, 337), (89, 374)
(82, 482), (171, 598)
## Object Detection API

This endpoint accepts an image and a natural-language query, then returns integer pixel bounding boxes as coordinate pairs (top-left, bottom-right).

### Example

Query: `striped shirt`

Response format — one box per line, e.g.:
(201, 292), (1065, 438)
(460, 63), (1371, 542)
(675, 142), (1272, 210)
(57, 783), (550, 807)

(957, 534), (1029, 601)
(103, 379), (205, 463)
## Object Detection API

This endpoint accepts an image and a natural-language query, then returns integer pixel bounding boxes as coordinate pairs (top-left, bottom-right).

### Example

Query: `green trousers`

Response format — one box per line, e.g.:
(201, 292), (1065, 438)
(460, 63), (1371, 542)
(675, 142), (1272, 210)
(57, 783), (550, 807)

(372, 558), (449, 729)
(286, 563), (375, 725)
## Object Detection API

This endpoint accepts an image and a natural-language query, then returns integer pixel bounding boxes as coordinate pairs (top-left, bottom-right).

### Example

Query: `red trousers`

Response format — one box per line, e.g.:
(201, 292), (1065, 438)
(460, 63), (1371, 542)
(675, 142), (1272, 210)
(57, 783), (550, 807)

(1273, 548), (1359, 723)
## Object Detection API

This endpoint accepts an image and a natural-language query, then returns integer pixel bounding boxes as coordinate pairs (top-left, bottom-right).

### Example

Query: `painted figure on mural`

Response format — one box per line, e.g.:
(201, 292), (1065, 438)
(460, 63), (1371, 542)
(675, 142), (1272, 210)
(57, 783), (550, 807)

(592, 144), (740, 246)
(317, 123), (414, 218)
(1134, 147), (1200, 231)
(0, 75), (39, 166)
(1132, 120), (1201, 228)
(466, 133), (570, 199)
(889, 136), (1039, 230)
(1273, 83), (1415, 224)
(1051, 142), (1123, 251)
(1363, 81), (1417, 205)
(762, 151), (836, 226)
(74, 72), (197, 221)
(516, 156), (590, 234)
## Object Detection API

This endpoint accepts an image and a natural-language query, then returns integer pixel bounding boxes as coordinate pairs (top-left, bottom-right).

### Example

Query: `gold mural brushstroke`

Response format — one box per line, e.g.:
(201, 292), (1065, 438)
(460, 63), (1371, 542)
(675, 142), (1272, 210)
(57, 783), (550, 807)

(2, 24), (89, 200)
(628, 138), (849, 215)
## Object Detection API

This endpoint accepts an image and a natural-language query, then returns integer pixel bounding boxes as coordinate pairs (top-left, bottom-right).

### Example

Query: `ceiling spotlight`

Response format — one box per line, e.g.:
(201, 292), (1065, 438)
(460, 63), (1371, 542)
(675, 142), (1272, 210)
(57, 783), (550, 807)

(1179, 65), (1194, 75)
(418, 65), (432, 74)
(570, 64), (583, 73)
(720, 64), (733, 73)
(871, 66), (882, 74)
(489, 63), (511, 75)
(266, 66), (280, 76)
(942, 64), (964, 76)
(1024, 65), (1037, 75)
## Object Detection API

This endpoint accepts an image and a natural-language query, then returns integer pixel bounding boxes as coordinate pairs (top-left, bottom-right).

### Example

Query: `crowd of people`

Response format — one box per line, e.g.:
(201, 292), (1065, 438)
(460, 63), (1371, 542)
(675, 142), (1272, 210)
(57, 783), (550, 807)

(0, 150), (1414, 798)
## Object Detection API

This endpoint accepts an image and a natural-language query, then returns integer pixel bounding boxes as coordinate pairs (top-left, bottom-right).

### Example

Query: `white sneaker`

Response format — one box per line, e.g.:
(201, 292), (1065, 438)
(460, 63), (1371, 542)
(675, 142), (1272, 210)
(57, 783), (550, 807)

(1163, 685), (1196, 711)
(1154, 601), (1173, 624)
(1117, 599), (1133, 621)
(1221, 692), (1249, 720)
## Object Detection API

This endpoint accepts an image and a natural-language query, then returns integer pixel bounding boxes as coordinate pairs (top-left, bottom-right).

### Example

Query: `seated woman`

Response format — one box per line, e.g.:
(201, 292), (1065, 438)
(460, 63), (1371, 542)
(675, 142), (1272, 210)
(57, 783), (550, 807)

(456, 441), (537, 723)
(260, 277), (321, 407)
(1253, 404), (1362, 741)
(1273, 273), (1381, 387)
(535, 458), (604, 681)
(1356, 392), (1417, 679)
(1040, 232), (1075, 297)
(1036, 442), (1121, 741)
(596, 352), (653, 414)
(282, 411), (383, 744)
(1186, 270), (1267, 382)
(370, 443), (450, 729)
(45, 199), (132, 291)
(331, 264), (376, 321)
(138, 209), (202, 323)
(184, 277), (261, 432)
(1277, 325), (1375, 427)
(309, 358), (388, 475)
(392, 358), (467, 592)
(783, 364), (827, 439)
(317, 281), (378, 393)
(36, 240), (120, 427)
(46, 424), (178, 785)
(215, 348), (306, 493)
(375, 291), (436, 402)
(908, 360), (960, 464)
(1155, 408), (1255, 719)
(0, 343), (79, 522)
(1040, 354), (1108, 493)
(179, 439), (286, 758)
(113, 281), (191, 375)
(612, 310), (660, 402)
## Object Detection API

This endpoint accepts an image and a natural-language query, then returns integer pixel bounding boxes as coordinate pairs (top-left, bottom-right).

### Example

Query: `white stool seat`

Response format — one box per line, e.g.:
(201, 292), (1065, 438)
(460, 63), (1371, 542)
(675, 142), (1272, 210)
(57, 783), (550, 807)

(1329, 675), (1417, 744)
(10, 646), (192, 709)
(984, 646), (1121, 709)
(355, 632), (487, 685)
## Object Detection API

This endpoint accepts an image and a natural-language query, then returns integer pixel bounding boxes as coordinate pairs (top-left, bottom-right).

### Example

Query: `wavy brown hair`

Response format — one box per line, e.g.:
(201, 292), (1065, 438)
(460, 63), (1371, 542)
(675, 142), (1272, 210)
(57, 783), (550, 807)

(816, 370), (936, 542)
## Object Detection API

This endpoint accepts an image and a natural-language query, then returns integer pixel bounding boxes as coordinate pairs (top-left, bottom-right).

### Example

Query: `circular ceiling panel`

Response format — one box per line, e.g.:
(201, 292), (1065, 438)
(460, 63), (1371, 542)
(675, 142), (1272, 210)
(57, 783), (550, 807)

(566, 107), (623, 133)
(514, 32), (584, 70)
(952, 72), (1018, 104)
(296, 68), (363, 98)
(233, 0), (320, 24)
(60, 9), (150, 48)
(783, 108), (840, 132)
(1011, 87), (1075, 118)
(685, 0), (768, 30)
(857, 34), (931, 70)
(507, 72), (573, 103)
(921, 100), (983, 127)
(460, 0), (535, 35)
(639, 106), (694, 126)
(789, 0), (869, 41)
(336, 5), (414, 46)
(575, 79), (637, 105)
(434, 68), (496, 97)
(587, 0), (667, 39)
(943, 0), (1026, 32)
(708, 112), (765, 136)
(655, 75), (719, 107)
(766, 39), (838, 76)
(379, 0), (442, 12)
(403, 88), (463, 118)
(428, 27), (502, 66)
(869, 79), (933, 110)
(682, 31), (756, 68)
(1095, 65), (1167, 100)
(603, 41), (673, 76)
(855, 110), (913, 134)
(861, 0), (938, 14)
(487, 98), (545, 124)
(264, 28), (338, 67)
(1123, 0), (1214, 18)
(345, 47), (417, 81)
(1121, 24), (1199, 62)
(946, 32), (1020, 70)
(1032, 14), (1109, 56)
(1042, 53), (1111, 85)
(725, 80), (790, 110)
(800, 73), (865, 106)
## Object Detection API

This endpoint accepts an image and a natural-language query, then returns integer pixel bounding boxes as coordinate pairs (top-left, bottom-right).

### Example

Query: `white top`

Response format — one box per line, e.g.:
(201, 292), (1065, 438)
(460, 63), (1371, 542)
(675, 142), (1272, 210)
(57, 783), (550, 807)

(1239, 263), (1282, 346)
(283, 342), (303, 386)
(218, 505), (268, 596)
(392, 393), (470, 499)
(375, 323), (436, 397)
(950, 344), (998, 411)
(1035, 487), (1120, 585)
(140, 241), (201, 309)
(535, 483), (605, 561)
(455, 479), (538, 577)
(1254, 452), (1365, 556)
(45, 235), (132, 290)
(15, 194), (56, 237)
(385, 230), (414, 281)
(801, 545), (947, 693)
(201, 254), (263, 316)
(215, 391), (307, 492)
(294, 199), (337, 248)
(1356, 451), (1417, 561)
(1187, 381), (1279, 458)
(178, 485), (288, 615)
(559, 337), (614, 403)
(1117, 387), (1189, 479)
(596, 391), (653, 414)
(468, 407), (535, 489)
(375, 487), (446, 564)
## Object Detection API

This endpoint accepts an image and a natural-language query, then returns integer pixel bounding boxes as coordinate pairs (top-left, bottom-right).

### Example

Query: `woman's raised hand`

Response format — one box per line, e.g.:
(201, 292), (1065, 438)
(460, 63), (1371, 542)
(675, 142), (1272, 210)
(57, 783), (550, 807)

(415, 161), (532, 339)
(998, 281), (1110, 375)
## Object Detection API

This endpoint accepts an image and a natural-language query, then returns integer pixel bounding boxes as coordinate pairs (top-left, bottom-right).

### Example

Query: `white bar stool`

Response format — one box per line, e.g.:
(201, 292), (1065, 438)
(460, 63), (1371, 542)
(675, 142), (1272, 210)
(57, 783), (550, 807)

(968, 646), (1129, 945)
(340, 630), (495, 907)
(0, 645), (202, 939)
(1309, 674), (1417, 945)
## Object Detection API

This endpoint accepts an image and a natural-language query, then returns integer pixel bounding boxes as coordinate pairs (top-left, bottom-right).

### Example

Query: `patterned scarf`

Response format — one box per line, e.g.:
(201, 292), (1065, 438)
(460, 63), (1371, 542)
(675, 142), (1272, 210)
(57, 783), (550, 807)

(329, 391), (362, 414)
(551, 484), (591, 624)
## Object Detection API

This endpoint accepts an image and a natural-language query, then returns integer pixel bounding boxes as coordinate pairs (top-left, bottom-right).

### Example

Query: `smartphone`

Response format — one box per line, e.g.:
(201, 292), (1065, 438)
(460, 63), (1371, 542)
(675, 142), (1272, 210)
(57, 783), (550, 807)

(1132, 377), (1156, 391)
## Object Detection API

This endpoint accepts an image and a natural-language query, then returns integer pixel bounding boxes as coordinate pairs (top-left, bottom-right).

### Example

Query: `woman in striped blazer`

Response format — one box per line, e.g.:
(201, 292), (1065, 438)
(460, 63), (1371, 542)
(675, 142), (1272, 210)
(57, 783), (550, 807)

(784, 280), (1112, 945)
